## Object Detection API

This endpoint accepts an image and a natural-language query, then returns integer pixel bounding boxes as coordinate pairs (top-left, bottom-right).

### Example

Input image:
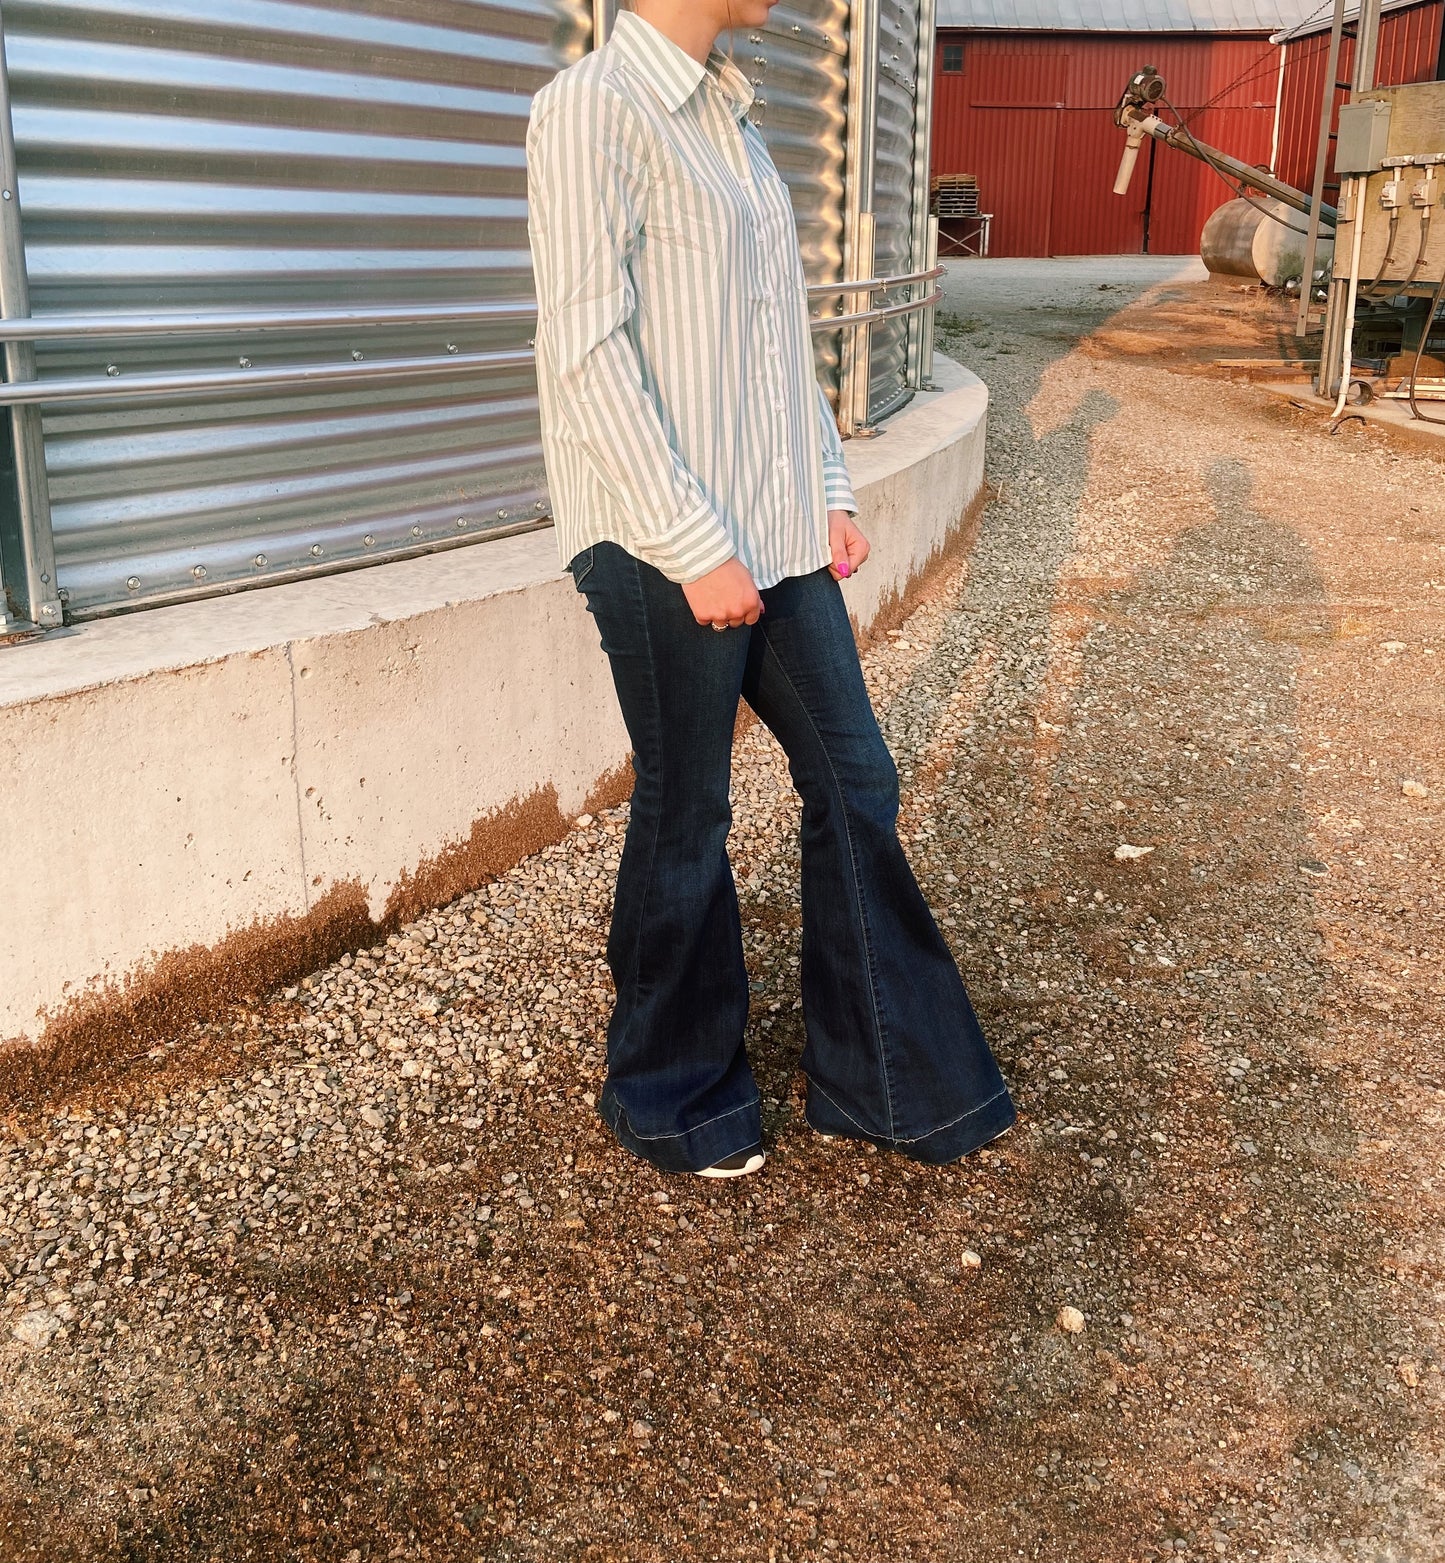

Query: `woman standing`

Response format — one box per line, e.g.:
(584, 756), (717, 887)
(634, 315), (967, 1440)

(525, 0), (1013, 1177)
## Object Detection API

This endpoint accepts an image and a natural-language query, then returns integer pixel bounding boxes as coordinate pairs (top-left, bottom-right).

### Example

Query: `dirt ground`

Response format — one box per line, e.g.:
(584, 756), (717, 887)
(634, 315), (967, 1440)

(1, 258), (1442, 1563)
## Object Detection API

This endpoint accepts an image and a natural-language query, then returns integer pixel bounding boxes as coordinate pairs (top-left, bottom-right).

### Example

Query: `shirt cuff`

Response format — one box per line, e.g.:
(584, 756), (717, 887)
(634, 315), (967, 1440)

(632, 498), (738, 584)
(823, 461), (858, 515)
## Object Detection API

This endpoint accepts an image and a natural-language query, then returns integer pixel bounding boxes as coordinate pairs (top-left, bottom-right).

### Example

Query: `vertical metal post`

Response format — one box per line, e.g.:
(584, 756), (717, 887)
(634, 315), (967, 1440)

(591, 0), (614, 51)
(904, 0), (938, 390)
(1351, 0), (1382, 97)
(0, 9), (59, 632)
(1316, 0), (1385, 388)
(839, 0), (880, 437)
(848, 212), (877, 435)
(919, 214), (939, 388)
(1296, 0), (1348, 340)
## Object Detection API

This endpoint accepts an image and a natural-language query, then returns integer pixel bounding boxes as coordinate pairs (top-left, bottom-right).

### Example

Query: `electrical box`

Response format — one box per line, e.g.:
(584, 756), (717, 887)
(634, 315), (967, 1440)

(1337, 82), (1445, 291)
(1335, 100), (1393, 175)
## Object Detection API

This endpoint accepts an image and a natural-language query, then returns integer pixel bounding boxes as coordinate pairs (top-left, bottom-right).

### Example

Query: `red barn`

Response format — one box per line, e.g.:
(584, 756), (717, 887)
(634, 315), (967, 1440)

(929, 0), (1432, 257)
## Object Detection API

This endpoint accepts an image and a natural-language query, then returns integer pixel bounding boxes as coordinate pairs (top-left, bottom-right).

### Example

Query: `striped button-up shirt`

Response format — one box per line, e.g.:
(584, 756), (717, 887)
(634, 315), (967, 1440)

(525, 9), (857, 588)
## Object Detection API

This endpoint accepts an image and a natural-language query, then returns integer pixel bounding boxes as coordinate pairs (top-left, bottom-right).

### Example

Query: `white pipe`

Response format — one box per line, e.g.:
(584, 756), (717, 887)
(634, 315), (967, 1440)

(1269, 43), (1286, 173)
(1330, 175), (1368, 420)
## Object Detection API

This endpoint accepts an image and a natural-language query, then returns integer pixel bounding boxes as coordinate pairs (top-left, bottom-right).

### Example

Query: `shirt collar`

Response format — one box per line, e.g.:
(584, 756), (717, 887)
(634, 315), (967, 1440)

(610, 9), (756, 121)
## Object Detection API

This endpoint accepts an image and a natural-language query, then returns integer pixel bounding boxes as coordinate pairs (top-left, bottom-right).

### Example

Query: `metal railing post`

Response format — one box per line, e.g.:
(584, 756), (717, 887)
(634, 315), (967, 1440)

(905, 0), (938, 390)
(919, 214), (939, 388)
(848, 213), (877, 436)
(840, 0), (880, 437)
(591, 0), (614, 51)
(0, 9), (60, 632)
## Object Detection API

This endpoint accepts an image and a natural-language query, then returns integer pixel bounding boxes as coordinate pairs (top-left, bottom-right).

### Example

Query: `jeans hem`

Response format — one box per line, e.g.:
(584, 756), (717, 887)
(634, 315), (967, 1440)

(599, 1091), (763, 1175)
(804, 1075), (1016, 1165)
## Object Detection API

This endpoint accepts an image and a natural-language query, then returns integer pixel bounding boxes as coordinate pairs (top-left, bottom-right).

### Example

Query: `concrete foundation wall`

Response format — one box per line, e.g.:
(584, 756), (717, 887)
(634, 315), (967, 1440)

(0, 355), (986, 1066)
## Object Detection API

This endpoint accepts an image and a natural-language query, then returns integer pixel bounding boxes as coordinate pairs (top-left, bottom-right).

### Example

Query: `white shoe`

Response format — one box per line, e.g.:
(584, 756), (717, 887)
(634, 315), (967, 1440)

(695, 1146), (765, 1179)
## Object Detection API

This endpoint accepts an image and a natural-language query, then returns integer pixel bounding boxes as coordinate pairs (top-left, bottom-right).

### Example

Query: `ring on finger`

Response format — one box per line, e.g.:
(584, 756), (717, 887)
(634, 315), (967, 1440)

(711, 621), (727, 632)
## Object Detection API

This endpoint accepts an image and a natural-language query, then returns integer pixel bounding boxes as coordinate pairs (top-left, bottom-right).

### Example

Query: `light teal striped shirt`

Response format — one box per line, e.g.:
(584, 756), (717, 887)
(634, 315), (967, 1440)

(525, 9), (857, 589)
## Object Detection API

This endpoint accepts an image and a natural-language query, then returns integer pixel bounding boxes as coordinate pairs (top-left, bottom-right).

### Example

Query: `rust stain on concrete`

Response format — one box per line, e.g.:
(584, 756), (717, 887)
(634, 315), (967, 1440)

(0, 771), (632, 1120)
(854, 485), (990, 650)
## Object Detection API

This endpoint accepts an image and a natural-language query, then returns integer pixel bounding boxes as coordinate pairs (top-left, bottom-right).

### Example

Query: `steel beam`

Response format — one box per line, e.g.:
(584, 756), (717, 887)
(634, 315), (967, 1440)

(905, 0), (938, 390)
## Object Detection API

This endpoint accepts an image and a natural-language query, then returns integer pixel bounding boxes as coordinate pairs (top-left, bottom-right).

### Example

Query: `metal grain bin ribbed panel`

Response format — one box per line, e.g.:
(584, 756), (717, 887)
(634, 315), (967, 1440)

(748, 0), (851, 399)
(6, 0), (589, 618)
(870, 0), (921, 422)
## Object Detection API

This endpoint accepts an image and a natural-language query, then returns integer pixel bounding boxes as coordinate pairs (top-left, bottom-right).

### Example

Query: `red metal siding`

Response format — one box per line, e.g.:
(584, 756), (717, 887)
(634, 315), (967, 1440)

(1050, 110), (1147, 254)
(1273, 0), (1444, 197)
(933, 29), (1286, 257)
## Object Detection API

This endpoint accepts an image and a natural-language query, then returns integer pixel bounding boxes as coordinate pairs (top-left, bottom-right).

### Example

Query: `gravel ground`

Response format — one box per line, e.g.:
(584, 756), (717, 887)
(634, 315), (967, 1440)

(2, 258), (1442, 1563)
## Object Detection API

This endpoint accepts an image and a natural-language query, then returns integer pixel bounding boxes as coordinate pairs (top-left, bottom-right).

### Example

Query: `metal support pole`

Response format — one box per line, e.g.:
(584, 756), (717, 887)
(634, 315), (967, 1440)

(0, 10), (59, 632)
(1296, 0), (1348, 339)
(1317, 0), (1385, 390)
(904, 0), (938, 390)
(591, 0), (614, 50)
(839, 0), (880, 437)
(919, 215), (939, 389)
(848, 212), (877, 436)
(1351, 0), (1383, 98)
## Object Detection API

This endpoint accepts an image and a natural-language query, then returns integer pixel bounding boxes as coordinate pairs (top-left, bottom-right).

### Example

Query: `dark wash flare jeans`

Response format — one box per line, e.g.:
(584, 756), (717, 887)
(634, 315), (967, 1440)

(570, 541), (1015, 1173)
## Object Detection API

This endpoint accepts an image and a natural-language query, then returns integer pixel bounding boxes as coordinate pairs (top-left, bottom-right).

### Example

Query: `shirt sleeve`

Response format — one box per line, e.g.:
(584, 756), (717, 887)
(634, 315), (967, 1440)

(815, 381), (858, 515)
(526, 79), (737, 584)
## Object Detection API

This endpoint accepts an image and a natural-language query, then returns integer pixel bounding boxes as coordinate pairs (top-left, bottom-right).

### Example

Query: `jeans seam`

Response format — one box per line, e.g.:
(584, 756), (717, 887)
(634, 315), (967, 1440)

(614, 553), (663, 1067)
(606, 1093), (761, 1143)
(804, 1075), (875, 1135)
(760, 636), (897, 1143)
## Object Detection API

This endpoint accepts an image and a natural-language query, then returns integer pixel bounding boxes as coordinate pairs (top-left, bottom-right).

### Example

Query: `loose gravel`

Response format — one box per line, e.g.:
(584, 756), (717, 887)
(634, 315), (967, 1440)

(1, 257), (1441, 1562)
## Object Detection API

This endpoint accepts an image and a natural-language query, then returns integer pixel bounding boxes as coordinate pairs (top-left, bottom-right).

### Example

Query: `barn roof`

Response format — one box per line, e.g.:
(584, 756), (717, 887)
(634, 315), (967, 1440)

(937, 0), (1338, 32)
(1268, 0), (1430, 40)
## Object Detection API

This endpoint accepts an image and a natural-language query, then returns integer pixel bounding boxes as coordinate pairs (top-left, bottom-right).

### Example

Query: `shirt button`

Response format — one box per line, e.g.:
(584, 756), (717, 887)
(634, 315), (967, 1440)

(774, 457), (786, 469)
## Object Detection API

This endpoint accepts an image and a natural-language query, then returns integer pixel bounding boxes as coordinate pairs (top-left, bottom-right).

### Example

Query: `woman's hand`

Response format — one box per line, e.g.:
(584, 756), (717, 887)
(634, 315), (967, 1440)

(681, 557), (764, 630)
(827, 509), (870, 581)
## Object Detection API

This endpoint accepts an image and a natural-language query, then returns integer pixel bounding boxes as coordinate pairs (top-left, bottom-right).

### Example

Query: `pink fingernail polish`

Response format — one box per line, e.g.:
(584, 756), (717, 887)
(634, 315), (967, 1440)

(837, 561), (851, 578)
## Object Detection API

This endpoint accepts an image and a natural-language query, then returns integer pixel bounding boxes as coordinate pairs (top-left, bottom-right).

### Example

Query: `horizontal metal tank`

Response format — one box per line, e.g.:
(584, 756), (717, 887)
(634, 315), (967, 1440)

(1201, 196), (1334, 288)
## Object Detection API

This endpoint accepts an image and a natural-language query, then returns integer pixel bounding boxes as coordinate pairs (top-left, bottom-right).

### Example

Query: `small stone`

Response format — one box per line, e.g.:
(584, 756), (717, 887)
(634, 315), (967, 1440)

(1381, 641), (1407, 654)
(1397, 1359), (1420, 1388)
(630, 1420), (653, 1440)
(1113, 843), (1154, 861)
(1298, 859), (1328, 877)
(360, 1107), (385, 1129)
(1401, 780), (1428, 799)
(1056, 1305), (1086, 1334)
(12, 1308), (61, 1349)
(960, 1250), (982, 1270)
